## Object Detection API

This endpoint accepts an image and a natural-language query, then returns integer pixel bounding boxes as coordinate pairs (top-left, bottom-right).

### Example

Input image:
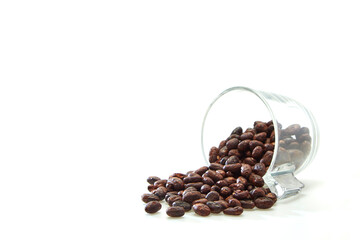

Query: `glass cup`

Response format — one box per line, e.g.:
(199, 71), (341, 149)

(201, 86), (320, 199)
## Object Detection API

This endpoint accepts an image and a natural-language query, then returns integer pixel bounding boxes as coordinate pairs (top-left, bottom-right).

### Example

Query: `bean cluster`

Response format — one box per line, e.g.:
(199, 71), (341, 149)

(142, 120), (311, 217)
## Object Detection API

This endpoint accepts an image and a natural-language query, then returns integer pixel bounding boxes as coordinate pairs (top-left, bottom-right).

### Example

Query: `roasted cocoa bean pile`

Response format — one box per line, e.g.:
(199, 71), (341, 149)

(142, 120), (311, 217)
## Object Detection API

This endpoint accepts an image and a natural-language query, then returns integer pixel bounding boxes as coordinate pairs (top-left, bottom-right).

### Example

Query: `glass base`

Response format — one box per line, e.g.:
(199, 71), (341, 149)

(264, 164), (305, 199)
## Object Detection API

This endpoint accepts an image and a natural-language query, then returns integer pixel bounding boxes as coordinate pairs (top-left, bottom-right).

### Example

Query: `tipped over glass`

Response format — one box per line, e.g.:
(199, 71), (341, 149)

(201, 87), (319, 199)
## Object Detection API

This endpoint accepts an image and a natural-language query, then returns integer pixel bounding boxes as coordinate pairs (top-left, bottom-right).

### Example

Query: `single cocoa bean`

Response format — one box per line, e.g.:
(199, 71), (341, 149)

(226, 138), (240, 150)
(172, 200), (191, 211)
(206, 201), (223, 213)
(141, 193), (160, 203)
(254, 197), (274, 209)
(253, 162), (266, 177)
(231, 127), (243, 136)
(193, 203), (211, 216)
(240, 200), (255, 209)
(182, 191), (202, 203)
(145, 201), (162, 213)
(240, 164), (252, 178)
(223, 206), (243, 215)
(166, 206), (185, 217)
(252, 145), (264, 159)
(233, 190), (251, 200)
(223, 163), (241, 173)
(147, 176), (161, 185)
(205, 191), (220, 201)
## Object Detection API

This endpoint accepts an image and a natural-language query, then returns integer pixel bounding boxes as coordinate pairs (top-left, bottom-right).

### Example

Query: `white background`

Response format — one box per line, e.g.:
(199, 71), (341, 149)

(1, 1), (359, 239)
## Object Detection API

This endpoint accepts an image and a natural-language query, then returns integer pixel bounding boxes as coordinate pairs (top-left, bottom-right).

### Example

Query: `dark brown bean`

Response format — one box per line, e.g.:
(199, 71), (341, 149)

(225, 156), (240, 165)
(228, 149), (241, 157)
(205, 191), (220, 201)
(167, 195), (182, 206)
(215, 200), (229, 210)
(223, 163), (241, 173)
(233, 190), (251, 200)
(254, 132), (267, 143)
(245, 128), (256, 135)
(249, 173), (264, 187)
(210, 185), (220, 192)
(228, 198), (242, 207)
(193, 203), (211, 216)
(243, 157), (257, 166)
(145, 201), (162, 213)
(183, 187), (197, 194)
(254, 197), (274, 209)
(264, 143), (274, 152)
(220, 187), (232, 197)
(227, 134), (241, 141)
(219, 146), (229, 157)
(226, 138), (240, 150)
(219, 156), (229, 165)
(231, 127), (243, 136)
(209, 154), (218, 163)
(216, 169), (226, 177)
(209, 146), (219, 163)
(223, 206), (243, 215)
(240, 132), (254, 141)
(238, 139), (250, 152)
(209, 146), (219, 157)
(147, 184), (157, 192)
(250, 188), (266, 199)
(253, 162), (266, 177)
(153, 186), (167, 200)
(240, 164), (252, 178)
(141, 193), (160, 203)
(183, 173), (203, 183)
(194, 166), (209, 176)
(236, 176), (248, 186)
(203, 170), (223, 182)
(209, 163), (224, 171)
(206, 201), (223, 213)
(147, 176), (161, 185)
(266, 193), (277, 203)
(218, 140), (226, 149)
(166, 177), (184, 191)
(200, 184), (211, 194)
(172, 201), (191, 211)
(164, 192), (178, 202)
(216, 180), (228, 188)
(166, 206), (185, 217)
(202, 177), (215, 186)
(249, 140), (264, 151)
(240, 200), (255, 209)
(254, 122), (268, 133)
(263, 188), (271, 194)
(260, 151), (273, 166)
(252, 145), (264, 159)
(154, 179), (167, 187)
(182, 191), (202, 203)
(224, 177), (236, 185)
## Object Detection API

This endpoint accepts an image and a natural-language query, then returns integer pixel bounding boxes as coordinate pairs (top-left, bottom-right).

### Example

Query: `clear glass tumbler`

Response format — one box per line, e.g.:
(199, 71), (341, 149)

(201, 86), (320, 199)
